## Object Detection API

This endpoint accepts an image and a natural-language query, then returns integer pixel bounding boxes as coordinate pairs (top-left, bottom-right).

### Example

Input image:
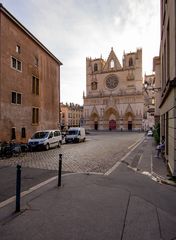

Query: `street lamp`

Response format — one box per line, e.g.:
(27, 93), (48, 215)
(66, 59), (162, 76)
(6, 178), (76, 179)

(144, 81), (161, 92)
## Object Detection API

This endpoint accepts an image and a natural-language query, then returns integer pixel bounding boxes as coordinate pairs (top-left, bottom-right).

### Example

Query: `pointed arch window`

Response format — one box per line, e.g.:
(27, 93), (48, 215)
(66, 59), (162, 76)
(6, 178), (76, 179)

(110, 60), (115, 68)
(129, 57), (133, 67)
(94, 63), (98, 72)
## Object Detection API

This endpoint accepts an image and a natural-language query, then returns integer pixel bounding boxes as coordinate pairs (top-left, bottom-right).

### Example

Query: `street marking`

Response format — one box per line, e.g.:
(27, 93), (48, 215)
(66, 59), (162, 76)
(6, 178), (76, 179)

(138, 153), (143, 166)
(0, 172), (105, 209)
(128, 138), (143, 149)
(105, 137), (145, 176)
(151, 155), (153, 174)
(0, 176), (57, 209)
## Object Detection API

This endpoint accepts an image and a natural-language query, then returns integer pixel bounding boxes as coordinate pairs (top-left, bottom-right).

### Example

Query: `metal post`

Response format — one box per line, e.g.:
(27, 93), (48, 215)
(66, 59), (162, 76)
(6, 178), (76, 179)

(58, 154), (62, 187)
(16, 164), (21, 212)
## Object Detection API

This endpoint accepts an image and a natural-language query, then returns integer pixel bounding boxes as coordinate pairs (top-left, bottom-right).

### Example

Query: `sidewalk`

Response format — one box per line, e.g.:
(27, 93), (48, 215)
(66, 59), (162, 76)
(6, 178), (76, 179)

(0, 137), (176, 240)
(151, 138), (176, 186)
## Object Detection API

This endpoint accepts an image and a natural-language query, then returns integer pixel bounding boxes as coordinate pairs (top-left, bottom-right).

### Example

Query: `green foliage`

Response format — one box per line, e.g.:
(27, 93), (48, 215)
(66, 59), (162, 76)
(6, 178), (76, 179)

(153, 123), (160, 144)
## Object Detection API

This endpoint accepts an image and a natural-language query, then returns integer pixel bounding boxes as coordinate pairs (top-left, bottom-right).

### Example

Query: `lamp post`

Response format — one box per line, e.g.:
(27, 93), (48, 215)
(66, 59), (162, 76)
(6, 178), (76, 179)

(144, 81), (161, 93)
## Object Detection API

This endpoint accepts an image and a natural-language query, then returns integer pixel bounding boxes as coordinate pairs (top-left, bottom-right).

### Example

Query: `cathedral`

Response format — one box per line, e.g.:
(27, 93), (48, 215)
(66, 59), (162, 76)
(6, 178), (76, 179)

(83, 48), (144, 131)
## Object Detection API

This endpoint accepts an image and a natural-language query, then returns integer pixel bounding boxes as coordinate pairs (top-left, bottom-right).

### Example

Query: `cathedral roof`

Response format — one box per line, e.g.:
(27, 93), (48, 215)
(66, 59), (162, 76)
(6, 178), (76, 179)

(103, 47), (122, 71)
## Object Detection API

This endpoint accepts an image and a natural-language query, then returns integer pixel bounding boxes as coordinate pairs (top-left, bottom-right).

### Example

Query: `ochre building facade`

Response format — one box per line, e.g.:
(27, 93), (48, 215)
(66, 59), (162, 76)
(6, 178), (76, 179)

(83, 48), (144, 131)
(60, 103), (83, 130)
(0, 4), (62, 142)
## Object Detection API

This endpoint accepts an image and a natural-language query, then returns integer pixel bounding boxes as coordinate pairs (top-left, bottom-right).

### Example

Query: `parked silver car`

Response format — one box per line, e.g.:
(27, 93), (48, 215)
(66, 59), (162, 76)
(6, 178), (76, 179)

(28, 130), (62, 150)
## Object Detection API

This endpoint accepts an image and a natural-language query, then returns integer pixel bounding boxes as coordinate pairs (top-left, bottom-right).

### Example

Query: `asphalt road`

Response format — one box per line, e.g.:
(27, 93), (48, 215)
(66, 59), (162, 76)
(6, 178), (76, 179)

(0, 131), (144, 203)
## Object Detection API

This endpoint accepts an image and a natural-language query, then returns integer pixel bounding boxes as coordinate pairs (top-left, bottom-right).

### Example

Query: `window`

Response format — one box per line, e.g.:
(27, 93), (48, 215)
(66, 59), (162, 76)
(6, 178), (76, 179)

(21, 127), (26, 138)
(152, 97), (155, 105)
(49, 132), (53, 138)
(11, 57), (22, 71)
(129, 57), (133, 67)
(16, 45), (21, 53)
(11, 128), (16, 140)
(54, 131), (60, 136)
(94, 63), (98, 72)
(32, 107), (39, 124)
(11, 92), (21, 104)
(34, 56), (39, 66)
(32, 76), (39, 95)
(110, 60), (114, 68)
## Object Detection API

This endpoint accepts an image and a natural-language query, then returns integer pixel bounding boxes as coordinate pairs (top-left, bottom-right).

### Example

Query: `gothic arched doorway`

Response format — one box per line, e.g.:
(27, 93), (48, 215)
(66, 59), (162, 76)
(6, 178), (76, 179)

(94, 121), (98, 130)
(124, 113), (134, 131)
(90, 111), (99, 130)
(109, 119), (116, 130)
(128, 121), (132, 131)
(104, 107), (119, 130)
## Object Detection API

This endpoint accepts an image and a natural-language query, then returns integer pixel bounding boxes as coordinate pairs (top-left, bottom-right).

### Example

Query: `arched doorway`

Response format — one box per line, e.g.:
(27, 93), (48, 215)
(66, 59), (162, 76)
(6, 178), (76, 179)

(90, 111), (99, 130)
(94, 121), (98, 130)
(128, 121), (132, 131)
(109, 119), (116, 130)
(104, 107), (119, 130)
(124, 113), (134, 131)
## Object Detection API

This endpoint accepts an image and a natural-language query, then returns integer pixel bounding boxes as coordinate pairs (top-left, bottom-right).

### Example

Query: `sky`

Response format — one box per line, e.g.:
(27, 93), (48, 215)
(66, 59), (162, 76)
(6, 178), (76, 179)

(1, 0), (160, 105)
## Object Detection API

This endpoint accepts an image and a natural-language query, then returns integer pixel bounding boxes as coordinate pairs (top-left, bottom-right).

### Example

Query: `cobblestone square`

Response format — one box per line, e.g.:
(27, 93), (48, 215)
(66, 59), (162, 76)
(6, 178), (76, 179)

(0, 132), (144, 174)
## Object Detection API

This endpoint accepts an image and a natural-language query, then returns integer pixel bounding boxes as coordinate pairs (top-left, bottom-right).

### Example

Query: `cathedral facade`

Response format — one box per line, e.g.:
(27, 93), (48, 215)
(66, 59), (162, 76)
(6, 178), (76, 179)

(83, 48), (144, 131)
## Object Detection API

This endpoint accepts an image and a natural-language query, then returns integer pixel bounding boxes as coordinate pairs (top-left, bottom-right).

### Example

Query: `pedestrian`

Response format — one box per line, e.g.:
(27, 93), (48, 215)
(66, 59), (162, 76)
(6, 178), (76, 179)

(156, 136), (165, 157)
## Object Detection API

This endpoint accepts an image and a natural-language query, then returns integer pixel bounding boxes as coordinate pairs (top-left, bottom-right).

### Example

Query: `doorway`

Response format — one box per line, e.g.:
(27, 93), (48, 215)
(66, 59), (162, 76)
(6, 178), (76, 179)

(128, 121), (132, 131)
(109, 119), (116, 130)
(94, 121), (98, 130)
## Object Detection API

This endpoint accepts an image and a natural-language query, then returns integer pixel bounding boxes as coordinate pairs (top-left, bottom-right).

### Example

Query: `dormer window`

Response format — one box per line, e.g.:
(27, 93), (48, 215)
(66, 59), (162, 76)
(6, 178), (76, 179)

(110, 60), (115, 68)
(94, 63), (98, 72)
(129, 57), (133, 67)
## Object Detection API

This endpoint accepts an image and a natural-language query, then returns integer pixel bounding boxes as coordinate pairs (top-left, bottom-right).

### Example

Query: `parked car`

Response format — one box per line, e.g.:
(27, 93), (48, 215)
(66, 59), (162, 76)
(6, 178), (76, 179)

(147, 130), (153, 136)
(28, 130), (62, 151)
(65, 127), (86, 143)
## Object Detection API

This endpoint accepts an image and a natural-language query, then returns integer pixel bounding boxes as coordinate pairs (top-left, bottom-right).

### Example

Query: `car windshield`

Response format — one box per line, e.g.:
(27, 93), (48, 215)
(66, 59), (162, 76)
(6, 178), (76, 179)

(31, 132), (49, 139)
(68, 130), (78, 135)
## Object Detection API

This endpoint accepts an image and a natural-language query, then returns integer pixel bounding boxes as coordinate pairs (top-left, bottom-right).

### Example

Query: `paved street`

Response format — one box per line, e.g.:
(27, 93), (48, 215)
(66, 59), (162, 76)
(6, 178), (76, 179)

(0, 131), (145, 203)
(0, 132), (176, 240)
(0, 132), (144, 173)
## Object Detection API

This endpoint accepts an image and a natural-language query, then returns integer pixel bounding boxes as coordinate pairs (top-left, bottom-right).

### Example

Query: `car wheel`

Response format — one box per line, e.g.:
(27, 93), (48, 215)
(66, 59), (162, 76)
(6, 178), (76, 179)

(58, 141), (61, 148)
(45, 143), (50, 151)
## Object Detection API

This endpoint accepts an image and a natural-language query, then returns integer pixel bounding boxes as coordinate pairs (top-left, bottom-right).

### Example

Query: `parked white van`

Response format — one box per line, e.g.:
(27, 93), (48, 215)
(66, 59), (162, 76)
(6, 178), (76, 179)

(28, 130), (62, 151)
(65, 127), (86, 143)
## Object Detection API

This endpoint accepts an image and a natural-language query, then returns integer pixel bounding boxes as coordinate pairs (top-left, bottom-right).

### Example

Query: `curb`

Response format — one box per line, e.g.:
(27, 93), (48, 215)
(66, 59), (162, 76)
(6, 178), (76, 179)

(152, 171), (176, 187)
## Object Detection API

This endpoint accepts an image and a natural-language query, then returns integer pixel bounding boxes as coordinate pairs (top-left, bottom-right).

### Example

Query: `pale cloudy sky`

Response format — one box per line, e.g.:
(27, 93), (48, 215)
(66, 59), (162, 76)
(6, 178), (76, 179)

(2, 0), (160, 105)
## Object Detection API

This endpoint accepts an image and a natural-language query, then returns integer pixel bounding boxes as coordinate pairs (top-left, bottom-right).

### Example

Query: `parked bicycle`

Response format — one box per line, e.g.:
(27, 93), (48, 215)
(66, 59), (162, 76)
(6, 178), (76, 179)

(0, 141), (23, 159)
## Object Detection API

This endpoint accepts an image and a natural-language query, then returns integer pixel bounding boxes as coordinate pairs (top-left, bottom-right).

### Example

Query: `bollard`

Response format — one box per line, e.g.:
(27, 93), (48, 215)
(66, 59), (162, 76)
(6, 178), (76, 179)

(58, 154), (62, 187)
(16, 164), (21, 212)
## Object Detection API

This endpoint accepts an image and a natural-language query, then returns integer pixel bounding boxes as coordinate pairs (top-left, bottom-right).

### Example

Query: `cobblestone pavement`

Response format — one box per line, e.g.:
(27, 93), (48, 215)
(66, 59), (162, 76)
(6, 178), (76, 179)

(0, 132), (144, 174)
